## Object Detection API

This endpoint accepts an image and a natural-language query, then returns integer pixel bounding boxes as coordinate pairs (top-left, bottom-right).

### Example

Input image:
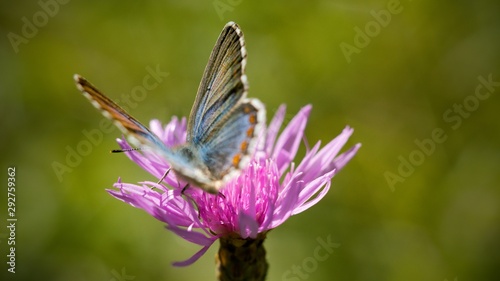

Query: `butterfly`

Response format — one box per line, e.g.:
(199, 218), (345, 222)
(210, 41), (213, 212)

(74, 22), (265, 194)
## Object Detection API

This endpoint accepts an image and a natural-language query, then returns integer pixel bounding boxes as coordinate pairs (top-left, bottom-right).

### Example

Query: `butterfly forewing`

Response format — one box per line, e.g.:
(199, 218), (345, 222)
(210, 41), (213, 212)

(188, 22), (248, 145)
(74, 75), (172, 156)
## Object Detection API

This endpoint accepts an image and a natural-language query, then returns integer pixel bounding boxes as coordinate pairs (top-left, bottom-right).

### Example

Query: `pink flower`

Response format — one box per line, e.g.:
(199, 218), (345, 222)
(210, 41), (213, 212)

(108, 104), (360, 266)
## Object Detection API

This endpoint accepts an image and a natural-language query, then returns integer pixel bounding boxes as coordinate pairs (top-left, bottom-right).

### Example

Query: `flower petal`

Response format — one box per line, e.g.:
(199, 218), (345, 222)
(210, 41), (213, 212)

(172, 241), (215, 267)
(165, 224), (215, 246)
(295, 126), (354, 184)
(266, 104), (286, 155)
(271, 175), (302, 228)
(327, 143), (362, 172)
(272, 105), (312, 173)
(293, 173), (333, 215)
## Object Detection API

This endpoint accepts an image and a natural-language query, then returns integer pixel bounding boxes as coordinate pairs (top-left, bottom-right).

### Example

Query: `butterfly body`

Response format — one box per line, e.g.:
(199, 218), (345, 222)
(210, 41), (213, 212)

(74, 22), (265, 194)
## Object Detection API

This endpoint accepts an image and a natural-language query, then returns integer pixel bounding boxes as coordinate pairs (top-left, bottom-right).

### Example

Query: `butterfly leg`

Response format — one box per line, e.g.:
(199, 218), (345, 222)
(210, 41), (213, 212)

(157, 168), (171, 185)
(178, 185), (203, 220)
(181, 183), (190, 195)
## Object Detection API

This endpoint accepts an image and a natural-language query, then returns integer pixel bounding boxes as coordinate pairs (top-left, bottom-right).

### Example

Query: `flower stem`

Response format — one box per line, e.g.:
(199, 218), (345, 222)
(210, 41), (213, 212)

(216, 232), (268, 281)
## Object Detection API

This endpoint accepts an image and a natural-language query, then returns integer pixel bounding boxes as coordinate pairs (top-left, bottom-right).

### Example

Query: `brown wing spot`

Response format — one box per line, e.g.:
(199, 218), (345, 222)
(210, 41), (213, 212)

(246, 127), (254, 137)
(248, 113), (257, 124)
(232, 154), (241, 167)
(243, 104), (252, 113)
(240, 141), (248, 152)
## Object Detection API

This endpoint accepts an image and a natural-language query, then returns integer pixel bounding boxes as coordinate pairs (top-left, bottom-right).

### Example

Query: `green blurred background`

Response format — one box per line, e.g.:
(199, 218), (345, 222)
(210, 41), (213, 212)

(1, 0), (499, 280)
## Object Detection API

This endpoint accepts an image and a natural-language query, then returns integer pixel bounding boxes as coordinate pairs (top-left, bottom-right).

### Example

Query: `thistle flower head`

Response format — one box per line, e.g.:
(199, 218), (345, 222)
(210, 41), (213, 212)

(108, 104), (360, 266)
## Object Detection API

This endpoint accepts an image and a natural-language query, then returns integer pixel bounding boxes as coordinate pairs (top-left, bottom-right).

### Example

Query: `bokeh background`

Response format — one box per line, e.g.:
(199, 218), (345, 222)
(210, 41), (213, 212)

(1, 1), (499, 280)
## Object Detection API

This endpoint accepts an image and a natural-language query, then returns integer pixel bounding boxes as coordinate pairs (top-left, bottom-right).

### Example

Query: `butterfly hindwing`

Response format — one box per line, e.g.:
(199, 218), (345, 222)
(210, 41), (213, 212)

(201, 99), (265, 180)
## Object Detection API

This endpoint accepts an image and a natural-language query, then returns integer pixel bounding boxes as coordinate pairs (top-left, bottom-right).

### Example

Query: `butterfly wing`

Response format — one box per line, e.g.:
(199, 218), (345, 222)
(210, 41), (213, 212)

(201, 99), (265, 180)
(74, 74), (172, 157)
(188, 22), (249, 145)
(187, 22), (266, 184)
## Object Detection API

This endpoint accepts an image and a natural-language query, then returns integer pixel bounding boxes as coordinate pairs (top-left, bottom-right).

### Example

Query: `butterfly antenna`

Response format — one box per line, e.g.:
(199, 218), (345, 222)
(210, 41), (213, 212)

(111, 147), (141, 153)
